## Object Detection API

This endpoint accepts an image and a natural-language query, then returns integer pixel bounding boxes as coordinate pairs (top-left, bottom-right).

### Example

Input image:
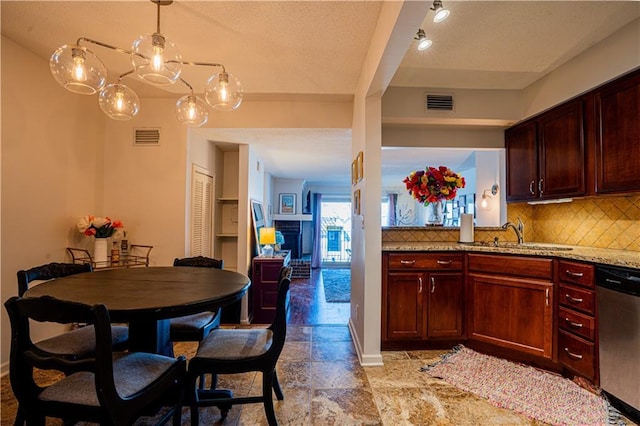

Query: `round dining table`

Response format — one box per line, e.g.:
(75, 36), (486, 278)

(23, 266), (251, 356)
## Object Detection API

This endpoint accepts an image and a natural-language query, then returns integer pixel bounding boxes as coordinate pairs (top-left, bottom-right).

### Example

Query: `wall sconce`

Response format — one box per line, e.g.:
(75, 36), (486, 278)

(259, 227), (276, 258)
(481, 184), (499, 209)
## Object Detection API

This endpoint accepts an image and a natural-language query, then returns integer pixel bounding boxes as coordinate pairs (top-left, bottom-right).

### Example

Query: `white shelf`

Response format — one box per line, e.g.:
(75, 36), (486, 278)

(216, 234), (238, 238)
(217, 197), (238, 203)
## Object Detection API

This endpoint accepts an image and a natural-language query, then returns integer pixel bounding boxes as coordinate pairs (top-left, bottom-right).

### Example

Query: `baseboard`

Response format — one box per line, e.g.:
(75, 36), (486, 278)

(348, 318), (383, 366)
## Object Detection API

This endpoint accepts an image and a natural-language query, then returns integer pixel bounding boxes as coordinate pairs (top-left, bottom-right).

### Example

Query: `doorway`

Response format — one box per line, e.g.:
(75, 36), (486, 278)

(320, 198), (352, 266)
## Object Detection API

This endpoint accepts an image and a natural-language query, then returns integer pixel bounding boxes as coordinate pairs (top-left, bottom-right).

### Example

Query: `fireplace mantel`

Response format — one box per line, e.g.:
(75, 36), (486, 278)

(272, 214), (313, 221)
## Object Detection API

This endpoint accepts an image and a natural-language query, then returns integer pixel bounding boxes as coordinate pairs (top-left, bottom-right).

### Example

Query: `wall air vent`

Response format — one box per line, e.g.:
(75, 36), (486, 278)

(425, 93), (454, 111)
(133, 128), (160, 146)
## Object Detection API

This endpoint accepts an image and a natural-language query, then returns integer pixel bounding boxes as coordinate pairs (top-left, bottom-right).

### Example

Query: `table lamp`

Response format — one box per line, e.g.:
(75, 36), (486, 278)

(260, 227), (276, 257)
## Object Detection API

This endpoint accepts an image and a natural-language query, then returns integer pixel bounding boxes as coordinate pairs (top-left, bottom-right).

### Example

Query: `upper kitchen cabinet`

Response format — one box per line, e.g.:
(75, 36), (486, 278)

(506, 99), (585, 202)
(594, 69), (640, 194)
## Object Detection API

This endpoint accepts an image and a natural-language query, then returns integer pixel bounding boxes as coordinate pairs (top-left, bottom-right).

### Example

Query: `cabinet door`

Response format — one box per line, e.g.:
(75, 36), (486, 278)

(385, 272), (426, 340)
(595, 70), (640, 193)
(427, 273), (463, 338)
(468, 273), (553, 359)
(506, 120), (538, 201)
(252, 258), (284, 324)
(538, 99), (586, 198)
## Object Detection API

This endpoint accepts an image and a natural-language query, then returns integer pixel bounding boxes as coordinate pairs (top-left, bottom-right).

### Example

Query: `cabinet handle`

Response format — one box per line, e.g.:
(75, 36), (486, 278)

(565, 270), (584, 278)
(538, 178), (544, 196)
(564, 347), (583, 360)
(529, 180), (535, 195)
(436, 260), (452, 265)
(564, 318), (584, 329)
(565, 294), (583, 304)
(400, 260), (416, 266)
(431, 276), (436, 293)
(418, 277), (423, 293)
(545, 288), (550, 306)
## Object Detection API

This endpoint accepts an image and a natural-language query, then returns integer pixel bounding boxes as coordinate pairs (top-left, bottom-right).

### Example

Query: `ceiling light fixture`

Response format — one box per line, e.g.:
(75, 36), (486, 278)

(431, 0), (450, 23)
(49, 0), (242, 126)
(415, 29), (433, 51)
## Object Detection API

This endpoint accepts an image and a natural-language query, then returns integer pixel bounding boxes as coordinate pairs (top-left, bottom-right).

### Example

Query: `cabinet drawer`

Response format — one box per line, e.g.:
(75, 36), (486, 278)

(467, 254), (553, 279)
(558, 330), (596, 380)
(558, 307), (595, 341)
(388, 253), (463, 271)
(558, 261), (594, 289)
(559, 284), (595, 315)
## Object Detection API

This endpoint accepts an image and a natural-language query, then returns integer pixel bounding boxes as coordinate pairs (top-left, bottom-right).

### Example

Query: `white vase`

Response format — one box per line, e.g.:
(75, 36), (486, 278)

(425, 201), (444, 226)
(94, 238), (108, 266)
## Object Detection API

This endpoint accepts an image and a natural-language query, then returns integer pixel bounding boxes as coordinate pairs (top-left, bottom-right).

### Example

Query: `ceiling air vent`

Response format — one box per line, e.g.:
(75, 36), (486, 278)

(425, 93), (454, 111)
(133, 128), (160, 146)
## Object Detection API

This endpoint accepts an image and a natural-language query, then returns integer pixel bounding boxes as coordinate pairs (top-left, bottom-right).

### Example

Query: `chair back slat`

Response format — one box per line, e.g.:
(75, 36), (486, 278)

(17, 262), (92, 296)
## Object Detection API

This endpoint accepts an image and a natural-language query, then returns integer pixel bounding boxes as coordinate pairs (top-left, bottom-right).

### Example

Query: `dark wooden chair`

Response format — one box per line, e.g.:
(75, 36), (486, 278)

(17, 262), (129, 359)
(187, 266), (292, 426)
(5, 295), (186, 426)
(170, 256), (224, 343)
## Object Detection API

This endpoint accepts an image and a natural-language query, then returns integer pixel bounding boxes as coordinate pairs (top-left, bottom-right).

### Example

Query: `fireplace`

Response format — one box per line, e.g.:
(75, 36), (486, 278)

(275, 220), (302, 259)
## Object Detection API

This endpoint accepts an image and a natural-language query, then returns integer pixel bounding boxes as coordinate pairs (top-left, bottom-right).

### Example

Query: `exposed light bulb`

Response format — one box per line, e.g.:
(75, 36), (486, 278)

(218, 80), (230, 103)
(481, 196), (489, 209)
(114, 89), (125, 112)
(151, 33), (166, 72)
(72, 56), (87, 82)
(188, 100), (197, 120)
(151, 45), (164, 72)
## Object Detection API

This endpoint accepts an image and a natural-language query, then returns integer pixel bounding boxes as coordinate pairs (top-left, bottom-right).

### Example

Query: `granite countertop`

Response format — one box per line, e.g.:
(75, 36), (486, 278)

(382, 241), (640, 269)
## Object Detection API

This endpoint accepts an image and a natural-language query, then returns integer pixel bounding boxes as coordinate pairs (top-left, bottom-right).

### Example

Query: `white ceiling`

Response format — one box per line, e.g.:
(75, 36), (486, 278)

(2, 1), (639, 187)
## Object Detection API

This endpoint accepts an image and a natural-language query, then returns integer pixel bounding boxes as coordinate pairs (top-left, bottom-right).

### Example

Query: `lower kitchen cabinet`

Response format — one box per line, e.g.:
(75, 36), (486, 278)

(382, 252), (464, 347)
(557, 260), (598, 382)
(467, 253), (554, 359)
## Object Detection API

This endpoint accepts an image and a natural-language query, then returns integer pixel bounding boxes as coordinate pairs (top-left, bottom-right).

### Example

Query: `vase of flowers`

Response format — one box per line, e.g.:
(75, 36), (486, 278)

(77, 215), (125, 265)
(403, 166), (466, 226)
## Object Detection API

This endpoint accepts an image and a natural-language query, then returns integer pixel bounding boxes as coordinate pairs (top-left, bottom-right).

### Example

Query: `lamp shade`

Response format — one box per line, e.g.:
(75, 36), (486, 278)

(259, 227), (276, 245)
(176, 94), (208, 127)
(131, 33), (182, 85)
(98, 83), (140, 120)
(50, 44), (107, 95)
(204, 72), (243, 111)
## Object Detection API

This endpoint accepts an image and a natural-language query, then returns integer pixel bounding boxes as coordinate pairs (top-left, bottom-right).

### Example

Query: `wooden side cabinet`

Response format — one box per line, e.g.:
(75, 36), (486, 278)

(251, 251), (290, 324)
(382, 252), (464, 347)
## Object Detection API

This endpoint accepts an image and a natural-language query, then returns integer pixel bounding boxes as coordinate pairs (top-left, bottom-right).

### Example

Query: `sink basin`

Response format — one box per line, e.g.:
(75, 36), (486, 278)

(466, 242), (573, 251)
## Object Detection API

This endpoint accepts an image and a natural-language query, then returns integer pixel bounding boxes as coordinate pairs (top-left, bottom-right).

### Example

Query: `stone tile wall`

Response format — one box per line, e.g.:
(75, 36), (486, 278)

(382, 195), (639, 252)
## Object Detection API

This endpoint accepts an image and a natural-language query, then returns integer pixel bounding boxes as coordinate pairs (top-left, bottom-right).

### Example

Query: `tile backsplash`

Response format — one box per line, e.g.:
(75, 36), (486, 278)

(383, 195), (639, 252)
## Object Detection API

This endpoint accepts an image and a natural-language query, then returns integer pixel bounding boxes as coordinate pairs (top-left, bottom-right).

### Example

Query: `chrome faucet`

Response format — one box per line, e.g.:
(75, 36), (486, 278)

(502, 217), (525, 244)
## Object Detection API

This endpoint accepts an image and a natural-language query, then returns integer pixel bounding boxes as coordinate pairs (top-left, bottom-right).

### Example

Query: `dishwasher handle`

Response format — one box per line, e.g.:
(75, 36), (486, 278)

(596, 266), (640, 297)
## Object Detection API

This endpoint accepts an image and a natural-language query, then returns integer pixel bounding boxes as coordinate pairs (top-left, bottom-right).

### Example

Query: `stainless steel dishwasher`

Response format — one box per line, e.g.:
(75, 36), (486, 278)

(596, 265), (640, 423)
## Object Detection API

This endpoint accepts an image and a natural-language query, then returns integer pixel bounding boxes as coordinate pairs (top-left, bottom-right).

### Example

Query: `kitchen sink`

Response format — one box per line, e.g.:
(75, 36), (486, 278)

(467, 241), (573, 251)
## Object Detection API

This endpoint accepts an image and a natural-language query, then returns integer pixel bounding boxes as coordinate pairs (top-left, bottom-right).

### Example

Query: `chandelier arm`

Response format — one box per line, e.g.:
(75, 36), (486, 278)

(77, 37), (134, 56)
(178, 77), (195, 93)
(177, 60), (226, 73)
(116, 69), (136, 83)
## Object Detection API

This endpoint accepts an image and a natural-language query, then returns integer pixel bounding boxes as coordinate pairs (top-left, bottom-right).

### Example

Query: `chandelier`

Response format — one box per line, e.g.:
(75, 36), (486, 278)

(49, 0), (242, 127)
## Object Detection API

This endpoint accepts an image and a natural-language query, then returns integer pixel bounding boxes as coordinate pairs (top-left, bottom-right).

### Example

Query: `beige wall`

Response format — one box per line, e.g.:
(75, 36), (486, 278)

(1, 37), (105, 370)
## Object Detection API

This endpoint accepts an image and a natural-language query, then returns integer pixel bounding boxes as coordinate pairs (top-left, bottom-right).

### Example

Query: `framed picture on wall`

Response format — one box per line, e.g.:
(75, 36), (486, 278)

(356, 151), (364, 181)
(250, 200), (265, 256)
(351, 160), (358, 185)
(279, 193), (296, 215)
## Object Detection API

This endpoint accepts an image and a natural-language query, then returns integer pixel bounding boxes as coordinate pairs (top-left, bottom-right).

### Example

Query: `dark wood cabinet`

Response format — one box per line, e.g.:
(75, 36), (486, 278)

(251, 251), (290, 324)
(467, 253), (554, 359)
(556, 260), (598, 382)
(382, 252), (463, 347)
(506, 99), (585, 202)
(594, 69), (640, 194)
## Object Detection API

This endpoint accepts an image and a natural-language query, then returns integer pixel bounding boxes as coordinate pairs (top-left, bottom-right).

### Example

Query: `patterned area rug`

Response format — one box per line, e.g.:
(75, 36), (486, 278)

(422, 345), (613, 426)
(322, 268), (350, 303)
